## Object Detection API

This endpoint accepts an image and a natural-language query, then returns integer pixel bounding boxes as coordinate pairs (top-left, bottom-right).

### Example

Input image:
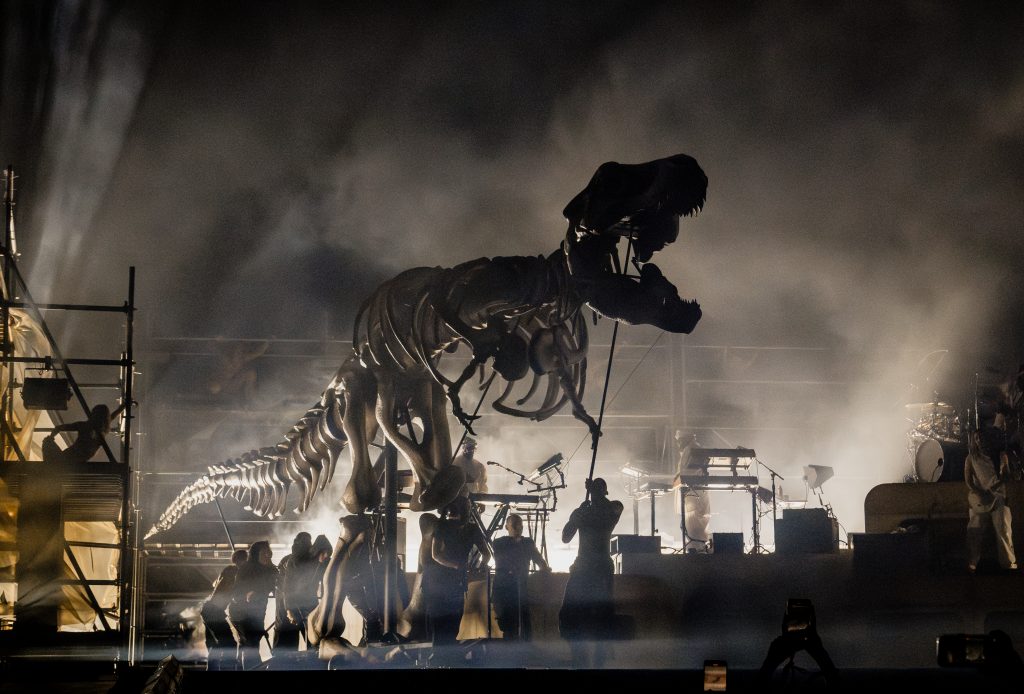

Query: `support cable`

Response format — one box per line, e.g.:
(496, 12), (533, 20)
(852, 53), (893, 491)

(585, 238), (633, 500)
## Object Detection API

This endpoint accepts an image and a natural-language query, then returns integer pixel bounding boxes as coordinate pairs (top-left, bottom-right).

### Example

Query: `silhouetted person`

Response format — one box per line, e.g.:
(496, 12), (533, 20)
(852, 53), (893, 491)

(275, 532), (314, 651)
(492, 513), (549, 640)
(965, 429), (1017, 572)
(42, 402), (129, 464)
(310, 533), (332, 594)
(756, 599), (839, 689)
(454, 437), (488, 495)
(227, 540), (277, 669)
(424, 496), (490, 647)
(559, 477), (623, 667)
(201, 548), (247, 671)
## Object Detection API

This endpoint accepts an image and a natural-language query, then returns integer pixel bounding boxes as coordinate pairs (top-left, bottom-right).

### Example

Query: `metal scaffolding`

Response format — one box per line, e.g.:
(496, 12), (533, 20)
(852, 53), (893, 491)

(0, 165), (138, 661)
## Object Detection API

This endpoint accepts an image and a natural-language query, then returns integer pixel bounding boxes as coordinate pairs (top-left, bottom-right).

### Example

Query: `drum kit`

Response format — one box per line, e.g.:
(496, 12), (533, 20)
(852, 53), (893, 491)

(904, 399), (966, 482)
(904, 364), (1024, 483)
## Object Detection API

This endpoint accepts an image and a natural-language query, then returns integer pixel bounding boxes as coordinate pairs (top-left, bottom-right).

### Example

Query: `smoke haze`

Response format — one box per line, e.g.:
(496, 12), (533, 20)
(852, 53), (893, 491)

(2, 2), (1023, 548)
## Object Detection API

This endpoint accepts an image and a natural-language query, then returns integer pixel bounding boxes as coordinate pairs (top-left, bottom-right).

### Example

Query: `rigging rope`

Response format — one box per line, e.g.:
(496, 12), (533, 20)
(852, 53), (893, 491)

(565, 329), (665, 470)
(585, 238), (634, 501)
(450, 370), (498, 464)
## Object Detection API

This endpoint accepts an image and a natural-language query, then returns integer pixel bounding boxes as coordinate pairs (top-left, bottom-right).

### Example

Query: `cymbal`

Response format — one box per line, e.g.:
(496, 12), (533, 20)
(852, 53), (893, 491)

(905, 402), (955, 415)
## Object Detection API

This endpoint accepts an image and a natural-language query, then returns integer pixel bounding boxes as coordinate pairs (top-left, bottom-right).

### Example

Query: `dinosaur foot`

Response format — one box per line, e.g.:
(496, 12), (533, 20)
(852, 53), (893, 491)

(341, 476), (382, 514)
(453, 408), (480, 436)
(319, 635), (360, 662)
(416, 465), (466, 512)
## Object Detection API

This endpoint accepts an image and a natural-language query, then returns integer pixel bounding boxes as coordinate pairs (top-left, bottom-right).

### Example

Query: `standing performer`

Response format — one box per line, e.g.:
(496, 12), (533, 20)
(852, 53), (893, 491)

(201, 548), (247, 671)
(965, 429), (1017, 572)
(672, 431), (711, 550)
(275, 532), (314, 651)
(226, 540), (278, 669)
(423, 496), (490, 647)
(491, 513), (550, 640)
(453, 437), (488, 495)
(1002, 363), (1024, 480)
(559, 477), (623, 667)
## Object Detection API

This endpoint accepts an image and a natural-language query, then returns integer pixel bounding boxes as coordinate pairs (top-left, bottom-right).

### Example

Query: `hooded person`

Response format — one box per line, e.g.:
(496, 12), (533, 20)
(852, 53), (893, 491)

(275, 532), (314, 651)
(226, 540), (277, 669)
(201, 548), (247, 670)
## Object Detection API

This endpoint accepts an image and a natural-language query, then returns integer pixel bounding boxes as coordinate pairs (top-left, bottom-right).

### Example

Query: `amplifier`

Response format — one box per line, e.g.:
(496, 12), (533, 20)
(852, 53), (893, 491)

(775, 509), (838, 554)
(712, 532), (744, 554)
(610, 534), (661, 554)
(22, 378), (71, 410)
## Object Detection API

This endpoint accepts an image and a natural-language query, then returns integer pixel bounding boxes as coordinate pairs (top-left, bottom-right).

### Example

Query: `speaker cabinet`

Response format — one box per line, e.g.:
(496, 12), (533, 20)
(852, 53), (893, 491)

(610, 534), (661, 554)
(775, 508), (838, 554)
(21, 378), (71, 410)
(712, 532), (744, 554)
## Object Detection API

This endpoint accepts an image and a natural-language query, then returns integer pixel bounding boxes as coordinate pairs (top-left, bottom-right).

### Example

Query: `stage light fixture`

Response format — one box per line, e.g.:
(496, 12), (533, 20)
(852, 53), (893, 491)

(142, 655), (183, 694)
(21, 378), (71, 410)
(620, 462), (648, 479)
(528, 452), (563, 481)
(803, 465), (833, 491)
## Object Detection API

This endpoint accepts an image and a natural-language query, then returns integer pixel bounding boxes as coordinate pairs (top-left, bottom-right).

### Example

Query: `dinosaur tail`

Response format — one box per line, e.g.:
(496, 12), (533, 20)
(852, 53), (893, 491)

(145, 389), (348, 539)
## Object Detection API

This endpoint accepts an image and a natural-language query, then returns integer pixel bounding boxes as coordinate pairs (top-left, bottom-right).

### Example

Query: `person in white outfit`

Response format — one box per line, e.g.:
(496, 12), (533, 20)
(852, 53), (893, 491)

(965, 428), (1017, 572)
(672, 432), (711, 551)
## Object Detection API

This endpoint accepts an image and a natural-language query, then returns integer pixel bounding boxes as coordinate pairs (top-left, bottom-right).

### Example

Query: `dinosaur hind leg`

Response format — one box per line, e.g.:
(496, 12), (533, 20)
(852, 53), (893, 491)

(337, 360), (382, 513)
(420, 378), (462, 511)
(375, 374), (463, 512)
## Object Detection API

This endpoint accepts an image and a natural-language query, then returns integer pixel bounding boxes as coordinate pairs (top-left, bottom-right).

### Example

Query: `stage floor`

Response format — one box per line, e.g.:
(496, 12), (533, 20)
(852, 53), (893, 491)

(6, 484), (1024, 690)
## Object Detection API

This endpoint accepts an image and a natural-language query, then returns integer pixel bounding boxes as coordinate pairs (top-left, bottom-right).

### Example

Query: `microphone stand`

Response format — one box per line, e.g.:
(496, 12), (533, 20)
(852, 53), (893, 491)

(529, 468), (567, 495)
(757, 458), (785, 523)
(486, 460), (542, 491)
(974, 372), (980, 432)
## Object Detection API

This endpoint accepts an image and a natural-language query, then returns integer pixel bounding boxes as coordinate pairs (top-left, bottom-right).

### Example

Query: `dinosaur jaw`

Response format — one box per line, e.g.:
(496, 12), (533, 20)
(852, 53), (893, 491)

(562, 154), (706, 335)
(569, 235), (702, 334)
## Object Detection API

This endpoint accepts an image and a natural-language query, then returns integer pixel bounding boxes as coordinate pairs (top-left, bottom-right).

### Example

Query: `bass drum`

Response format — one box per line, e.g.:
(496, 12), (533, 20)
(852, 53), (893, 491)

(914, 438), (967, 482)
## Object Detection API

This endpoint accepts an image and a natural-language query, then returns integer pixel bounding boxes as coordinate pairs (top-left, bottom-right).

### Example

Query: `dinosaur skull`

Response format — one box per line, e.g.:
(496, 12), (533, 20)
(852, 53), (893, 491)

(562, 153), (706, 334)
